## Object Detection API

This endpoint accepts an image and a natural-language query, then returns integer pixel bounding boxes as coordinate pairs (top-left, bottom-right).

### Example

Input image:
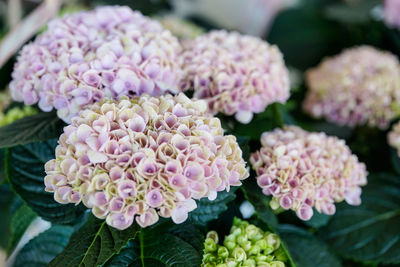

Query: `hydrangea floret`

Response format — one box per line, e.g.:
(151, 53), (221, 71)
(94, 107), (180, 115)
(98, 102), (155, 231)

(250, 126), (367, 220)
(10, 6), (183, 122)
(202, 217), (287, 267)
(180, 30), (290, 124)
(44, 93), (248, 230)
(388, 121), (400, 156)
(384, 0), (400, 30)
(303, 46), (400, 129)
(158, 16), (204, 40)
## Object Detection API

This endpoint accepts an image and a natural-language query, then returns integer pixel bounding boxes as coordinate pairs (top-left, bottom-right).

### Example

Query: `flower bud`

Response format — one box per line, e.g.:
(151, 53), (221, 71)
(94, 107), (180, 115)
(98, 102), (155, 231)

(237, 235), (248, 246)
(242, 259), (256, 267)
(266, 234), (281, 250)
(232, 247), (247, 262)
(224, 240), (237, 251)
(274, 247), (288, 262)
(225, 259), (238, 267)
(217, 246), (229, 259)
(248, 244), (261, 256)
(202, 253), (217, 264)
(204, 238), (217, 253)
(270, 261), (285, 267)
(202, 218), (287, 267)
(255, 239), (268, 251)
(206, 231), (219, 243)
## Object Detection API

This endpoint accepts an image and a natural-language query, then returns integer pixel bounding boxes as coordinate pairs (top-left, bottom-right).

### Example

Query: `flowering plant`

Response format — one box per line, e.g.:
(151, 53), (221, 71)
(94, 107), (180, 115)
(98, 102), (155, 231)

(0, 2), (399, 267)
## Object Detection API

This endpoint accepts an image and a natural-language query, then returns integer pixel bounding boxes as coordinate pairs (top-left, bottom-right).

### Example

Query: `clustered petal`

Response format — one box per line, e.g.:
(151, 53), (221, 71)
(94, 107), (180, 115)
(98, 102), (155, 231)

(158, 16), (204, 40)
(388, 121), (400, 156)
(180, 30), (290, 124)
(44, 93), (248, 230)
(250, 126), (367, 220)
(303, 46), (400, 129)
(202, 217), (287, 267)
(384, 0), (400, 30)
(10, 6), (183, 122)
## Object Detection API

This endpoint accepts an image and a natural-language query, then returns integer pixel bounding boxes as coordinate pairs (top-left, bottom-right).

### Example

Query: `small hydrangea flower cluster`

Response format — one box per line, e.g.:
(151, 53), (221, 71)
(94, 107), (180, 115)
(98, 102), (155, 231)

(388, 121), (400, 156)
(10, 6), (182, 122)
(202, 217), (287, 267)
(44, 94), (248, 229)
(0, 106), (37, 127)
(303, 46), (400, 129)
(180, 30), (290, 124)
(158, 16), (204, 40)
(384, 0), (400, 30)
(250, 126), (367, 220)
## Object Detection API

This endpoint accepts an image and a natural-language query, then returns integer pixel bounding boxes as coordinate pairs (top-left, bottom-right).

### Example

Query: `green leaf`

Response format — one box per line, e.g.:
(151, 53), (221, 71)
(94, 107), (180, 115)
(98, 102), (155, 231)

(0, 184), (15, 249)
(0, 111), (64, 148)
(302, 209), (332, 228)
(0, 148), (5, 184)
(241, 177), (278, 230)
(323, 0), (380, 24)
(269, 7), (347, 70)
(104, 241), (139, 267)
(390, 148), (400, 176)
(50, 214), (140, 267)
(13, 225), (73, 267)
(320, 173), (400, 264)
(106, 223), (203, 267)
(7, 203), (37, 255)
(6, 139), (85, 224)
(279, 224), (341, 267)
(227, 104), (283, 140)
(189, 189), (237, 226)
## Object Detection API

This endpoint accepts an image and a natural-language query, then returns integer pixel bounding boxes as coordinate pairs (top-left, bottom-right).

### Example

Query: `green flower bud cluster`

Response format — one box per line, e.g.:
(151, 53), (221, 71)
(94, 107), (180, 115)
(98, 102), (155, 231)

(0, 106), (37, 126)
(202, 218), (287, 267)
(0, 90), (11, 113)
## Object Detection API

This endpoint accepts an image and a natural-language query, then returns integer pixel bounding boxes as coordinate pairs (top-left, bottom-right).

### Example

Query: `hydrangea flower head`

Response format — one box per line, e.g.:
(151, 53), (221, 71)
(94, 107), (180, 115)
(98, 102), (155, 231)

(250, 126), (367, 220)
(388, 121), (400, 156)
(303, 46), (400, 129)
(202, 217), (287, 267)
(180, 30), (290, 124)
(384, 0), (400, 30)
(44, 93), (248, 230)
(10, 6), (183, 122)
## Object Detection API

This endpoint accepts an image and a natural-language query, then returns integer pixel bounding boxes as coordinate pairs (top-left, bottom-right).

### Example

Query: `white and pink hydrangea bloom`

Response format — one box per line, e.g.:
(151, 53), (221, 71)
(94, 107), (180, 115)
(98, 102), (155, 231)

(384, 0), (400, 30)
(250, 126), (367, 220)
(180, 30), (290, 124)
(44, 94), (249, 230)
(388, 121), (400, 156)
(303, 46), (400, 129)
(10, 6), (183, 123)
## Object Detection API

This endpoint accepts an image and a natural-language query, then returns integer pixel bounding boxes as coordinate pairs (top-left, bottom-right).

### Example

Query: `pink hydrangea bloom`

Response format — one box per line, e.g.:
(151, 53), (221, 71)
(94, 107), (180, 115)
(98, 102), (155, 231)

(44, 93), (248, 230)
(303, 46), (400, 129)
(180, 30), (290, 124)
(250, 126), (367, 220)
(384, 0), (400, 30)
(388, 121), (400, 156)
(10, 6), (182, 122)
